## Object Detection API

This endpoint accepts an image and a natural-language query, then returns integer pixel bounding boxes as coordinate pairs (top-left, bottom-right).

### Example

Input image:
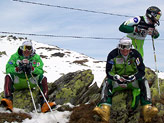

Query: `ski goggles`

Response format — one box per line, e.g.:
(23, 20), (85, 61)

(152, 12), (161, 21)
(155, 14), (161, 21)
(23, 45), (32, 51)
(119, 44), (132, 50)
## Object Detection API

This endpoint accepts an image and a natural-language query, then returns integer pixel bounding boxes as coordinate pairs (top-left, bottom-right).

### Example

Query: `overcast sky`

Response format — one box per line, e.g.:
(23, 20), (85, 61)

(0, 0), (164, 71)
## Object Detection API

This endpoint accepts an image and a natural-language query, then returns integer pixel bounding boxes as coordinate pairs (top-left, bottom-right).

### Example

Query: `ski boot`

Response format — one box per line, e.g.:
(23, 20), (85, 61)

(93, 104), (110, 122)
(41, 102), (56, 113)
(142, 104), (158, 122)
(1, 98), (13, 112)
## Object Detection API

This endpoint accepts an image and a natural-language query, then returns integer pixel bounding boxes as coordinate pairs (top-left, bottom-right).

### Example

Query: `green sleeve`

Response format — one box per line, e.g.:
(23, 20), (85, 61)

(32, 55), (44, 75)
(6, 53), (19, 74)
(119, 22), (134, 33)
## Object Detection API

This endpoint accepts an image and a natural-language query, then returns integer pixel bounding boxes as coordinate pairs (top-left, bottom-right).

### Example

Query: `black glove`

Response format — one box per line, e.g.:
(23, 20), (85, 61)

(15, 62), (24, 73)
(113, 74), (126, 84)
(126, 75), (136, 83)
(23, 63), (33, 75)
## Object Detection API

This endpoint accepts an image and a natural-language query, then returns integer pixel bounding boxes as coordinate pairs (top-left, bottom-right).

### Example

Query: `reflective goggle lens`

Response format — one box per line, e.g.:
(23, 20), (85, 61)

(155, 14), (161, 20)
(23, 46), (32, 51)
(120, 45), (131, 50)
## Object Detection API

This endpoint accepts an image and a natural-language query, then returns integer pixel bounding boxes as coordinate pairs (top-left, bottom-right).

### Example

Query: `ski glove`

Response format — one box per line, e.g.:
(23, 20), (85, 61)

(18, 59), (34, 75)
(113, 74), (126, 84)
(126, 75), (136, 83)
(23, 63), (34, 75)
(151, 29), (159, 39)
(15, 62), (25, 73)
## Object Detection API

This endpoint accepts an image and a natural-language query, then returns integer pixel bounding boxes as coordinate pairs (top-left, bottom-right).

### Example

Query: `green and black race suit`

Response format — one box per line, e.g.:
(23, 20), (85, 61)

(99, 48), (151, 109)
(106, 48), (145, 80)
(119, 16), (159, 57)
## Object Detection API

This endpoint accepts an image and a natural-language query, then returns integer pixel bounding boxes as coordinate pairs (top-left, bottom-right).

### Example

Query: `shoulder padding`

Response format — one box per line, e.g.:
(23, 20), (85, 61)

(124, 16), (141, 26)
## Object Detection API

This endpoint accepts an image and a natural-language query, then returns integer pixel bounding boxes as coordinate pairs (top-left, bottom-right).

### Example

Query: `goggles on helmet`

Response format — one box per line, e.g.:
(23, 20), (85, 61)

(155, 13), (161, 21)
(23, 45), (32, 51)
(119, 44), (132, 50)
(152, 12), (161, 21)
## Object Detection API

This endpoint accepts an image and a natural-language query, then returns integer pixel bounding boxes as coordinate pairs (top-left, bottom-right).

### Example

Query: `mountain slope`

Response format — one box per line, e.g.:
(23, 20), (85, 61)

(0, 35), (106, 92)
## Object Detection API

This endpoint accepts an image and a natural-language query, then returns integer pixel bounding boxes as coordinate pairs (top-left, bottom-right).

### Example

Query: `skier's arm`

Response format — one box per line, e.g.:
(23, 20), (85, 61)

(119, 22), (134, 33)
(132, 49), (145, 80)
(119, 16), (141, 33)
(106, 49), (117, 80)
(6, 54), (19, 74)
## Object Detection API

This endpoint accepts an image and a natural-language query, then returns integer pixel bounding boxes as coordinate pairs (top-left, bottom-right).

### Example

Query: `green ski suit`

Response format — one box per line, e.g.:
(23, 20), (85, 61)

(99, 48), (151, 110)
(6, 47), (44, 90)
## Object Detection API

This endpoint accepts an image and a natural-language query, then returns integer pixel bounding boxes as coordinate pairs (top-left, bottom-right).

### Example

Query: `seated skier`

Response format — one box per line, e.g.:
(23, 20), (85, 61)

(1, 40), (56, 112)
(93, 37), (158, 122)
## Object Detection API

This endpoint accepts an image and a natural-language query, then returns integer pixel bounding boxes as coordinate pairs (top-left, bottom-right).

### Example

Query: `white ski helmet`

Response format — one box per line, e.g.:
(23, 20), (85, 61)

(118, 37), (132, 50)
(21, 40), (34, 52)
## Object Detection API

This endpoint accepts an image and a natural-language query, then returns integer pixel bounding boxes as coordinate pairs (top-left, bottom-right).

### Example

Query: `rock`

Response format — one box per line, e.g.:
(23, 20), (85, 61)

(0, 69), (96, 112)
(48, 69), (94, 105)
(13, 88), (40, 112)
(0, 87), (40, 112)
(0, 112), (31, 122)
(110, 90), (140, 123)
(1, 67), (164, 123)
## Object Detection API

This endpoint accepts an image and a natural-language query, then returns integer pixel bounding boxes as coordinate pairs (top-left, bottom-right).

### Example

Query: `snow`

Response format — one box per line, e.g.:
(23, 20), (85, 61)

(0, 36), (164, 123)
(0, 36), (106, 123)
(23, 110), (71, 123)
(0, 36), (106, 92)
(158, 72), (164, 79)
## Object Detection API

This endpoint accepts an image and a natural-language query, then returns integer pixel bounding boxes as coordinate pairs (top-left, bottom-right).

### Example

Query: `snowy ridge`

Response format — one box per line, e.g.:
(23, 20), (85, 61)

(0, 36), (106, 92)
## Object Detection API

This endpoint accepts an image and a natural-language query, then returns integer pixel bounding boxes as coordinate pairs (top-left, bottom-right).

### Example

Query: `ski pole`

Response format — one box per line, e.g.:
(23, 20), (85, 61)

(25, 72), (38, 113)
(30, 73), (53, 112)
(151, 37), (160, 96)
(30, 73), (59, 122)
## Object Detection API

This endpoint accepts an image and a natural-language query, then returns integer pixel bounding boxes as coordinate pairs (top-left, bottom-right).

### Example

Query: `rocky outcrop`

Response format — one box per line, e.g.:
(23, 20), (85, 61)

(48, 69), (96, 105)
(69, 67), (164, 123)
(0, 69), (97, 112)
(1, 68), (164, 123)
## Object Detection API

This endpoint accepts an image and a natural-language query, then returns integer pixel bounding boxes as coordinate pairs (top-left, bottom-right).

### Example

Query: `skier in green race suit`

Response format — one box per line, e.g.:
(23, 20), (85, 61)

(1, 40), (56, 112)
(119, 6), (162, 58)
(93, 37), (158, 123)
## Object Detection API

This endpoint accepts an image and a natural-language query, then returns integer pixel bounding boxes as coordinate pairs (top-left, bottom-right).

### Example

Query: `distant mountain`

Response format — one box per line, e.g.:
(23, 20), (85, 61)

(0, 35), (106, 92)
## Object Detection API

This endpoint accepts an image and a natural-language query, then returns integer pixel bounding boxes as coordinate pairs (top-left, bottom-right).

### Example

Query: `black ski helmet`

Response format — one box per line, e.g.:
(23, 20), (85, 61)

(146, 6), (162, 25)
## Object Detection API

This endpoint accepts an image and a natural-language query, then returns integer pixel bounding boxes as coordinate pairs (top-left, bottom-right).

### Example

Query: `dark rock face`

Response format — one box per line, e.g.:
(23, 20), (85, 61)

(51, 52), (65, 57)
(0, 112), (31, 123)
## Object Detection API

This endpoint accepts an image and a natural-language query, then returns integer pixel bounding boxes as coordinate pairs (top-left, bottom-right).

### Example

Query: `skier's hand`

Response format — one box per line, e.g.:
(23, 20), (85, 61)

(20, 59), (34, 75)
(15, 62), (24, 73)
(113, 74), (126, 84)
(126, 75), (136, 83)
(24, 63), (34, 75)
(151, 29), (159, 39)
